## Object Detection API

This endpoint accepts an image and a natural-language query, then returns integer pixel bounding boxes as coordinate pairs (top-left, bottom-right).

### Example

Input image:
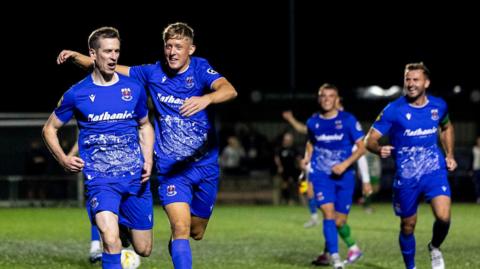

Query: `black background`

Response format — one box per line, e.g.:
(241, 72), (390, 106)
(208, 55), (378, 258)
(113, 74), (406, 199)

(3, 2), (479, 122)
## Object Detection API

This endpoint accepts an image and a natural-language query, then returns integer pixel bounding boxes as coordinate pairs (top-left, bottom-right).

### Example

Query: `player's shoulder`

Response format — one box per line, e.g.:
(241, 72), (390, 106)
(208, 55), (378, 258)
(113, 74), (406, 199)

(427, 95), (447, 107)
(383, 96), (408, 112)
(118, 73), (143, 88)
(68, 75), (92, 93)
(338, 110), (355, 120)
(306, 112), (320, 124)
(134, 61), (164, 73)
(191, 56), (209, 66)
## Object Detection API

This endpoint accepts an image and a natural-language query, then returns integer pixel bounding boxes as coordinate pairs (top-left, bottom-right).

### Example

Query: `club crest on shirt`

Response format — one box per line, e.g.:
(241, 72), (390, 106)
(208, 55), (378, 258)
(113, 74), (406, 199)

(166, 185), (177, 197)
(121, 88), (133, 101)
(185, 76), (195, 88)
(316, 192), (325, 201)
(90, 197), (99, 209)
(431, 109), (439, 120)
(335, 120), (343, 130)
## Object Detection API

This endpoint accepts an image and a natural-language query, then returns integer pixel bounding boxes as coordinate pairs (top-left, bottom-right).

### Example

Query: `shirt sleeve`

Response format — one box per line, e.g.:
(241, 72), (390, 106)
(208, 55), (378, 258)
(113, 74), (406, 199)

(129, 64), (155, 87)
(372, 104), (394, 135)
(134, 86), (149, 121)
(347, 114), (364, 142)
(53, 88), (75, 123)
(439, 98), (450, 126)
(197, 59), (223, 89)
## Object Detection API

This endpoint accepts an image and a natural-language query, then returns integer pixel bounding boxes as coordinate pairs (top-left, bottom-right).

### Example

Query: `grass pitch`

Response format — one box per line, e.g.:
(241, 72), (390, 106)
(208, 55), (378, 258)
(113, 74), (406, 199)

(0, 203), (479, 268)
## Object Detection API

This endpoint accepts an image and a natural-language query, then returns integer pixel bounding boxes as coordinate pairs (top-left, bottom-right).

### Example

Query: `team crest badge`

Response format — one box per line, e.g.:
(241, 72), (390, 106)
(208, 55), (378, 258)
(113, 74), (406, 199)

(431, 109), (439, 120)
(335, 120), (343, 130)
(316, 192), (324, 201)
(90, 197), (99, 209)
(185, 76), (195, 88)
(166, 185), (177, 197)
(121, 88), (133, 101)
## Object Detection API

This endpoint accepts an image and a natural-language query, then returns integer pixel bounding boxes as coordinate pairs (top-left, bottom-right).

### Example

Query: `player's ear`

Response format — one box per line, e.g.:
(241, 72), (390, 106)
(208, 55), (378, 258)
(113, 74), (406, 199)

(89, 48), (96, 59)
(188, 44), (196, 55)
(425, 78), (430, 89)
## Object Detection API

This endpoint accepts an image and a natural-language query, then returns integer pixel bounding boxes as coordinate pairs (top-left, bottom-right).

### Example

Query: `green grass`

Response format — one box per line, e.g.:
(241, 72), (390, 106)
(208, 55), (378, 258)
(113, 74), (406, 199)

(0, 203), (479, 268)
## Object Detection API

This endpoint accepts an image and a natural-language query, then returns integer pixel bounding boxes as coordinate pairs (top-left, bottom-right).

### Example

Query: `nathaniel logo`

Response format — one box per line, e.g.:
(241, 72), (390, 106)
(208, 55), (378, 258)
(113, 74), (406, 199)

(162, 76), (167, 83)
(121, 88), (133, 101)
(442, 186), (447, 192)
(404, 127), (437, 137)
(166, 185), (177, 197)
(89, 94), (96, 102)
(431, 109), (439, 120)
(185, 76), (195, 88)
(316, 192), (325, 201)
(406, 113), (411, 120)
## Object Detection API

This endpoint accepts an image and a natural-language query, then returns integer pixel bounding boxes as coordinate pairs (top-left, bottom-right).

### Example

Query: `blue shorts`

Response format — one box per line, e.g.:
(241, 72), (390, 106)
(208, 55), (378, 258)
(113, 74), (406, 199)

(393, 173), (451, 218)
(158, 163), (219, 219)
(310, 171), (355, 214)
(86, 179), (154, 230)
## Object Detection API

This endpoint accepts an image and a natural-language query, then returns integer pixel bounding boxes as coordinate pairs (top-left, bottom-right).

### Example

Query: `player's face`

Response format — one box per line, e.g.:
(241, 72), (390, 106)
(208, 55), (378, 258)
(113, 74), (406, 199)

(318, 88), (338, 112)
(164, 37), (195, 72)
(91, 38), (120, 76)
(404, 69), (430, 99)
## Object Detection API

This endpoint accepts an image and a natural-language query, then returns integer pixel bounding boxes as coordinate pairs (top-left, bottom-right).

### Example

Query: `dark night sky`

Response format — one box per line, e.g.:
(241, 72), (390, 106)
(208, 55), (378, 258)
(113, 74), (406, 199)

(3, 2), (479, 121)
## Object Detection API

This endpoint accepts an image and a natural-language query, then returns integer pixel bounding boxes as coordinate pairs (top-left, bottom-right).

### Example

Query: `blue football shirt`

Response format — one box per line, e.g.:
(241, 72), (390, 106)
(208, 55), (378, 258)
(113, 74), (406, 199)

(54, 73), (148, 185)
(129, 57), (222, 174)
(306, 110), (364, 177)
(372, 95), (449, 187)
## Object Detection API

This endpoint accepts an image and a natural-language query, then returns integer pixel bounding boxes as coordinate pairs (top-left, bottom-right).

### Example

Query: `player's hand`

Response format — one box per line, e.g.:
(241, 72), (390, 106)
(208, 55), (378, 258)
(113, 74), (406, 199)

(56, 50), (77, 65)
(379, 145), (394, 158)
(180, 95), (212, 117)
(61, 156), (84, 173)
(300, 158), (310, 170)
(141, 161), (152, 183)
(362, 182), (373, 196)
(332, 162), (347, 176)
(445, 157), (457, 172)
(282, 111), (294, 121)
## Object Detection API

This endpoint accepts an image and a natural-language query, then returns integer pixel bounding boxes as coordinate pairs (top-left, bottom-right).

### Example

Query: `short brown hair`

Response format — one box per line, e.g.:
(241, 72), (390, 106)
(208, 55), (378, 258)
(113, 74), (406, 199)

(405, 62), (430, 79)
(88, 26), (120, 50)
(163, 22), (194, 42)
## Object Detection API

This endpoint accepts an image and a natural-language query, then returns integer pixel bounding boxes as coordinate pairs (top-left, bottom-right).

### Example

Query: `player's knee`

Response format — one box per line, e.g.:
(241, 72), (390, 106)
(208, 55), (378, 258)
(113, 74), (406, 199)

(335, 219), (346, 228)
(400, 221), (416, 234)
(102, 234), (121, 251)
(171, 222), (191, 237)
(134, 244), (152, 257)
(190, 229), (205, 241)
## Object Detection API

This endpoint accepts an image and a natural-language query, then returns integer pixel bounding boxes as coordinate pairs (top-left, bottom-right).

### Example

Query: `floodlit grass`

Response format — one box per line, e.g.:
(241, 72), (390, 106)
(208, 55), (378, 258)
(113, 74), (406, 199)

(0, 203), (479, 268)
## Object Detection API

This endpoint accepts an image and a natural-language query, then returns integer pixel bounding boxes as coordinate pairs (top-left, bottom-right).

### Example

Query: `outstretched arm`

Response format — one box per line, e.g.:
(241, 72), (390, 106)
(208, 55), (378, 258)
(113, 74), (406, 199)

(42, 114), (84, 173)
(440, 121), (457, 171)
(56, 50), (130, 76)
(180, 77), (237, 117)
(282, 111), (307, 134)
